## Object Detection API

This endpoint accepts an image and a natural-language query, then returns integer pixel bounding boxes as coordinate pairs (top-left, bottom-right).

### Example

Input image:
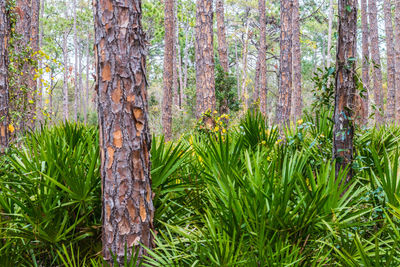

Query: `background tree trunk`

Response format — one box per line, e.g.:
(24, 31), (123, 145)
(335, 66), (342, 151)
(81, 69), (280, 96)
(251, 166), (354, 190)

(0, 1), (9, 152)
(37, 0), (45, 124)
(63, 6), (69, 123)
(241, 11), (250, 112)
(173, 0), (179, 107)
(326, 0), (333, 66)
(94, 0), (154, 264)
(276, 0), (293, 126)
(361, 0), (370, 125)
(84, 33), (90, 125)
(195, 0), (216, 121)
(394, 0), (400, 123)
(383, 0), (396, 122)
(162, 0), (175, 140)
(258, 0), (267, 116)
(216, 0), (229, 114)
(216, 0), (229, 73)
(292, 0), (302, 121)
(368, 0), (384, 125)
(333, 0), (357, 179)
(73, 0), (78, 121)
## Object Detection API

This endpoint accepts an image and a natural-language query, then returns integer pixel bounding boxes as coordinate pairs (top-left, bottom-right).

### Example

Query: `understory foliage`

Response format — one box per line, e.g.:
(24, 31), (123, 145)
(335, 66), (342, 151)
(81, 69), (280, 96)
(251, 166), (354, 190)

(2, 112), (400, 266)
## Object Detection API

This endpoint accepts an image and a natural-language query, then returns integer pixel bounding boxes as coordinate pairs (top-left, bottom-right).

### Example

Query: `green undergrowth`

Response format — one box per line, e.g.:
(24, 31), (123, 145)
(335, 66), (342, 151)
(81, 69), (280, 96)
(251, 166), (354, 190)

(1, 110), (400, 266)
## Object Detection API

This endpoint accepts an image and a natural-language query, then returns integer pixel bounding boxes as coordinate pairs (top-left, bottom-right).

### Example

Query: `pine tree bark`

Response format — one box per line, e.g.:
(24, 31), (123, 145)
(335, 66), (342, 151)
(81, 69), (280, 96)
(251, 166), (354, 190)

(94, 0), (154, 264)
(333, 0), (357, 179)
(0, 1), (9, 152)
(258, 0), (267, 116)
(15, 0), (32, 130)
(361, 0), (370, 125)
(292, 0), (302, 121)
(195, 0), (216, 120)
(162, 0), (174, 140)
(216, 0), (229, 73)
(276, 0), (293, 126)
(216, 0), (229, 114)
(383, 0), (396, 122)
(368, 0), (384, 125)
(395, 0), (400, 122)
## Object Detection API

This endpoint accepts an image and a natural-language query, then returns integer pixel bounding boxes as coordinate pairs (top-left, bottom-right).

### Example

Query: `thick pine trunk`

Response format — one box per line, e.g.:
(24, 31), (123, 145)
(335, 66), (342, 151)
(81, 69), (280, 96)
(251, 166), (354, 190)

(383, 0), (396, 122)
(258, 0), (268, 116)
(333, 0), (357, 179)
(292, 0), (302, 121)
(0, 1), (9, 152)
(361, 0), (370, 125)
(368, 0), (384, 125)
(395, 0), (400, 123)
(94, 0), (154, 264)
(195, 0), (216, 120)
(15, 0), (32, 130)
(276, 0), (293, 127)
(162, 0), (174, 140)
(216, 0), (229, 114)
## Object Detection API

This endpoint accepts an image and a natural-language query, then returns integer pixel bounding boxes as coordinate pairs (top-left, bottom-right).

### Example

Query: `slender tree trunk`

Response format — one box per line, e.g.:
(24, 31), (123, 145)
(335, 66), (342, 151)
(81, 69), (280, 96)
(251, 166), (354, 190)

(85, 34), (90, 124)
(0, 1), (9, 152)
(258, 0), (267, 116)
(49, 69), (54, 120)
(383, 0), (396, 122)
(333, 0), (357, 179)
(276, 0), (293, 126)
(177, 27), (184, 108)
(173, 0), (179, 107)
(78, 42), (83, 119)
(183, 23), (191, 93)
(369, 0), (384, 125)
(326, 0), (333, 66)
(216, 0), (229, 114)
(395, 0), (400, 122)
(361, 0), (370, 125)
(162, 0), (174, 140)
(63, 9), (69, 122)
(235, 41), (240, 100)
(73, 0), (78, 121)
(241, 15), (250, 112)
(94, 0), (154, 264)
(292, 0), (302, 121)
(195, 0), (216, 121)
(37, 0), (45, 124)
(216, 0), (229, 73)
